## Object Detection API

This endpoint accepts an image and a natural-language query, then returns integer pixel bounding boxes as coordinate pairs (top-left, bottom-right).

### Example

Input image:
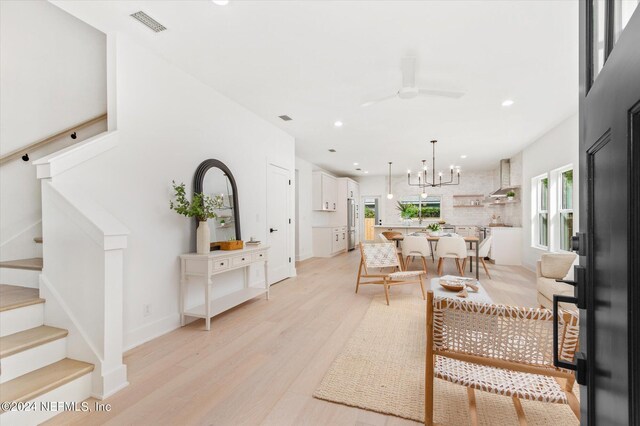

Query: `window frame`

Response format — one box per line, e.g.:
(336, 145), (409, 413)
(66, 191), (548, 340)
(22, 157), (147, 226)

(532, 174), (550, 250)
(557, 167), (575, 252)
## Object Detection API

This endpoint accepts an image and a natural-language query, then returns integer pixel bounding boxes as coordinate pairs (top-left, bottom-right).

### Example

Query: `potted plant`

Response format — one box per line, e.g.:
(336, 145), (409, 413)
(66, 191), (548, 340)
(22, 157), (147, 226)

(396, 201), (418, 224)
(506, 190), (516, 201)
(170, 181), (217, 254)
(427, 222), (441, 236)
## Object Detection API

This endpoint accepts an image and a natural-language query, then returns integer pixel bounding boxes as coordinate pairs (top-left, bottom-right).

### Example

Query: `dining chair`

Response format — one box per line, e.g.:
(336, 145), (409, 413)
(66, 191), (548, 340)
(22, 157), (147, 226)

(424, 291), (580, 425)
(356, 243), (425, 305)
(463, 235), (493, 279)
(435, 236), (467, 276)
(401, 235), (431, 275)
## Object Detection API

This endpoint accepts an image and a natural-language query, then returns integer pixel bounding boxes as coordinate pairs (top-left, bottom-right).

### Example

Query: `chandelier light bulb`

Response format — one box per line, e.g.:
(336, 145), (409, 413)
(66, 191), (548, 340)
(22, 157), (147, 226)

(438, 171), (443, 177)
(387, 193), (394, 199)
(421, 192), (427, 199)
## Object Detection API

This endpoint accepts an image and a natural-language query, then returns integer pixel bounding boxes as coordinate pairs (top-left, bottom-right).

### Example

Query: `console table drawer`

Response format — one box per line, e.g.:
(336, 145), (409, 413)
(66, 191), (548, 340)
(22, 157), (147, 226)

(232, 255), (250, 267)
(214, 259), (229, 270)
(252, 252), (266, 262)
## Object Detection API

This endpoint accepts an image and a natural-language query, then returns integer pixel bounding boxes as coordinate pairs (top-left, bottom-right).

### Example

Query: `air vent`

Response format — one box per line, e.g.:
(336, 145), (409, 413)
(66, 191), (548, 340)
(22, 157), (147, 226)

(130, 11), (167, 32)
(278, 115), (293, 121)
(355, 168), (362, 171)
(328, 149), (336, 153)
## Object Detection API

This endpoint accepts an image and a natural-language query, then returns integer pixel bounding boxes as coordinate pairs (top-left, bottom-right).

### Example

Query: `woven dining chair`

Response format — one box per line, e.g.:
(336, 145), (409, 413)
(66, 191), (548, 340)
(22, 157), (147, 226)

(425, 291), (580, 425)
(356, 243), (425, 305)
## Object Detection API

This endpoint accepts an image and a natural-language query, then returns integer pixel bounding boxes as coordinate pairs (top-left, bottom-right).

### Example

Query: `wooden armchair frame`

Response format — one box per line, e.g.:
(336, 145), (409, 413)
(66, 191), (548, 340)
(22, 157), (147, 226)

(425, 291), (580, 425)
(356, 243), (425, 305)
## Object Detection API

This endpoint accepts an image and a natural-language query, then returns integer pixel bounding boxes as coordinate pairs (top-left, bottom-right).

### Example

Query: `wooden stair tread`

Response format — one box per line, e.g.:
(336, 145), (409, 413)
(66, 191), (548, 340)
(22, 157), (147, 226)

(0, 358), (94, 404)
(34, 237), (43, 244)
(0, 284), (44, 312)
(0, 258), (43, 271)
(0, 326), (68, 358)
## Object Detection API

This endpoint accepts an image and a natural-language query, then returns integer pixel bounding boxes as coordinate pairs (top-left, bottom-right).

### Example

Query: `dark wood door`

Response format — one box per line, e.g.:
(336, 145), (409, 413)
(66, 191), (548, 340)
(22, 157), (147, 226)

(579, 2), (640, 424)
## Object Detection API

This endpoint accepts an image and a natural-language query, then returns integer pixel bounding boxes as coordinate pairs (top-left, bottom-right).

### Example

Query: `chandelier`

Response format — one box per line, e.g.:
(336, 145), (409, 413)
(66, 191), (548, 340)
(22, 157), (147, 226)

(407, 140), (461, 193)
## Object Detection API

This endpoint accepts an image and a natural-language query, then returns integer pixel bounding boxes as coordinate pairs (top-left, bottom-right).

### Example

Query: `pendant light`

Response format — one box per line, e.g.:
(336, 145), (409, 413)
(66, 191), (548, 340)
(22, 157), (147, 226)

(387, 162), (394, 199)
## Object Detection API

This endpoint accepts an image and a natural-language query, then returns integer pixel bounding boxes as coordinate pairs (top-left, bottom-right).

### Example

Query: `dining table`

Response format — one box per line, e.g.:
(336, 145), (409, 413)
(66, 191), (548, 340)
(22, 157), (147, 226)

(389, 234), (481, 280)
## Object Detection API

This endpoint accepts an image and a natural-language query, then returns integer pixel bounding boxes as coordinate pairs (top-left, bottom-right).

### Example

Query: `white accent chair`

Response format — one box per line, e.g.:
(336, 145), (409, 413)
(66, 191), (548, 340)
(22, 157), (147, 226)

(536, 252), (578, 309)
(356, 243), (425, 305)
(462, 236), (493, 279)
(435, 236), (467, 276)
(401, 235), (431, 275)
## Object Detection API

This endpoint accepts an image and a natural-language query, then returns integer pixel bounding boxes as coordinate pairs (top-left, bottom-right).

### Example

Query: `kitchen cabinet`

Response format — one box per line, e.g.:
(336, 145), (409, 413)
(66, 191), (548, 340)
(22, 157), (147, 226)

(489, 227), (522, 265)
(347, 179), (358, 199)
(312, 226), (347, 257)
(312, 171), (337, 211)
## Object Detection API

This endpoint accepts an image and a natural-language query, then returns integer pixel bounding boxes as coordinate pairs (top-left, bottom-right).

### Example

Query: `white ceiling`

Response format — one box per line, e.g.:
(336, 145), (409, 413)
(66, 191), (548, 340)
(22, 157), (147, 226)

(53, 0), (578, 176)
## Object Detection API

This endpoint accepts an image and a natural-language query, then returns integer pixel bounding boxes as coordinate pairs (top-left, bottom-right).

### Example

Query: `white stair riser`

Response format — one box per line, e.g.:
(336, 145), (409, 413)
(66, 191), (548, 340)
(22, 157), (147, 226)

(0, 304), (44, 337)
(0, 337), (67, 383)
(0, 269), (40, 289)
(0, 372), (92, 426)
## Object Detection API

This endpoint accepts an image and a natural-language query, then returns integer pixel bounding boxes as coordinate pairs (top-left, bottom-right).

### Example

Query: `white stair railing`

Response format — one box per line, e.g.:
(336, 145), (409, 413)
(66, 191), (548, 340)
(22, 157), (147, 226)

(34, 130), (129, 398)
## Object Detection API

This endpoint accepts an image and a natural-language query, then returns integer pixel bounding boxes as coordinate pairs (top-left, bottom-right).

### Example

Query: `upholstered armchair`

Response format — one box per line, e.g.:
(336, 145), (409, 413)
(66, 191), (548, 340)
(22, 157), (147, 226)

(536, 253), (578, 310)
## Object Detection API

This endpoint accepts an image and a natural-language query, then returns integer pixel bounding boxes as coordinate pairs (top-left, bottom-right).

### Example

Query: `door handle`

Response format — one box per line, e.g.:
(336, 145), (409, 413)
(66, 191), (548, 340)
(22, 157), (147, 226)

(554, 265), (586, 309)
(552, 294), (588, 384)
(333, 203), (336, 209)
(335, 235), (338, 241)
(270, 228), (278, 233)
(325, 202), (328, 209)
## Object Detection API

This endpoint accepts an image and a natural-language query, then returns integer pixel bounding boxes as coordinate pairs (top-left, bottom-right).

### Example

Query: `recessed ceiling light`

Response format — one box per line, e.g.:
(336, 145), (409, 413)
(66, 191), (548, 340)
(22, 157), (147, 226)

(211, 0), (229, 5)
(328, 149), (336, 153)
(364, 171), (369, 174)
(501, 99), (514, 107)
(353, 162), (359, 166)
(278, 115), (292, 121)
(460, 155), (467, 159)
(334, 121), (343, 127)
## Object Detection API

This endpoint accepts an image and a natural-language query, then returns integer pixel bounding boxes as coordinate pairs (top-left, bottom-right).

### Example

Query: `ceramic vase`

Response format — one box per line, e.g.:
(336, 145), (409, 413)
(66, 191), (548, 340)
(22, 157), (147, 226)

(196, 220), (210, 255)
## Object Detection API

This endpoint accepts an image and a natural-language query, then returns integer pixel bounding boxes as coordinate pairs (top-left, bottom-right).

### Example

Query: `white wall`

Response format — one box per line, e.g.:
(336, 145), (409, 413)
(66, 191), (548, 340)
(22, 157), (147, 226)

(0, 1), (106, 261)
(54, 34), (295, 350)
(521, 113), (579, 270)
(295, 156), (313, 261)
(356, 170), (502, 227)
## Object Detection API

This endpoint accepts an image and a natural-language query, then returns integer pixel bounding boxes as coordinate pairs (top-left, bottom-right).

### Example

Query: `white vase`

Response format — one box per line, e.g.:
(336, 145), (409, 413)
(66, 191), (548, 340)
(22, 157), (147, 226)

(196, 221), (210, 255)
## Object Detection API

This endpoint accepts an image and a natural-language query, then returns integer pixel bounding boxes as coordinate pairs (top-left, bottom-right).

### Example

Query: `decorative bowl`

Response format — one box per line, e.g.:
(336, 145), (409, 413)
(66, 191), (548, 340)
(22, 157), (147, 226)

(439, 279), (465, 292)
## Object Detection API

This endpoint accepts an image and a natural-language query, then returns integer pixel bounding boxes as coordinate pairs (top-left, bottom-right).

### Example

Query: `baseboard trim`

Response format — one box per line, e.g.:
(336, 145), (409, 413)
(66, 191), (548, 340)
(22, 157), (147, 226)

(123, 313), (181, 353)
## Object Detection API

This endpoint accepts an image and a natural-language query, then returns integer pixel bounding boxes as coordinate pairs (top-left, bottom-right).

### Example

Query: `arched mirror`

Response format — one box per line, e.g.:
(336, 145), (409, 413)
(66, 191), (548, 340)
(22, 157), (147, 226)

(193, 159), (241, 249)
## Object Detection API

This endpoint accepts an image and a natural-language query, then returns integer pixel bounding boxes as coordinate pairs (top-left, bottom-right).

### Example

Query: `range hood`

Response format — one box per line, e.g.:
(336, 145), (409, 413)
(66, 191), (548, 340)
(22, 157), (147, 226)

(489, 159), (519, 197)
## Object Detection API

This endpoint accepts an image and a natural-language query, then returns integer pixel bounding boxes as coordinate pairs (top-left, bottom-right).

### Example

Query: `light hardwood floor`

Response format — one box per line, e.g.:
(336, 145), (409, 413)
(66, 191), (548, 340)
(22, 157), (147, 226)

(45, 250), (537, 426)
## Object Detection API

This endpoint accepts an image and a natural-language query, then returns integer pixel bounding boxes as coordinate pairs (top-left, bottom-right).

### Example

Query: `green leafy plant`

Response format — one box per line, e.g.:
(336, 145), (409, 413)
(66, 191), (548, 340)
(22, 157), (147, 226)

(506, 190), (516, 198)
(427, 223), (441, 232)
(169, 181), (217, 222)
(364, 206), (376, 219)
(396, 202), (418, 219)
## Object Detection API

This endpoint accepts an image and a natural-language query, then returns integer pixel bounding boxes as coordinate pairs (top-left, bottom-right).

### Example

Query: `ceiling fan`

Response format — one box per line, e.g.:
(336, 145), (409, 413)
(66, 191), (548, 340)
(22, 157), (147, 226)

(361, 57), (464, 107)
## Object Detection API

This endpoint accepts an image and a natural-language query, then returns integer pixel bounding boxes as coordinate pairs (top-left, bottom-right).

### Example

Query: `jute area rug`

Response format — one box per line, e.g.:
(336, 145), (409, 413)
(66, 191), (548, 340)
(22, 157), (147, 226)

(313, 294), (579, 425)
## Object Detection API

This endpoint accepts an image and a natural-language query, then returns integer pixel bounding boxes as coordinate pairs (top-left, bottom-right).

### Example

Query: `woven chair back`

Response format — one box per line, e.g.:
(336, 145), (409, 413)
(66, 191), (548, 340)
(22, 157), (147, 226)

(360, 243), (400, 269)
(431, 297), (579, 368)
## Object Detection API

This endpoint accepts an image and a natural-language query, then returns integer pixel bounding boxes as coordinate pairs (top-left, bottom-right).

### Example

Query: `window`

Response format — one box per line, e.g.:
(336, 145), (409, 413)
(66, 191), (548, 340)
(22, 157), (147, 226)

(397, 195), (441, 220)
(532, 167), (576, 252)
(559, 169), (574, 251)
(536, 176), (549, 248)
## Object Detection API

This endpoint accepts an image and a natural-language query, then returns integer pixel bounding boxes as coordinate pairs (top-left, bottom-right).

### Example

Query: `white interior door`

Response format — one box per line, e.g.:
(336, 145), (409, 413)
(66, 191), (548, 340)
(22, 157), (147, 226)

(267, 164), (290, 284)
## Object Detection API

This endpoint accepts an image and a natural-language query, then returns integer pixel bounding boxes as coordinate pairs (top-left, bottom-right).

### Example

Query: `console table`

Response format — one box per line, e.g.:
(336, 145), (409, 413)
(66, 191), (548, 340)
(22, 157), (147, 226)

(180, 246), (269, 330)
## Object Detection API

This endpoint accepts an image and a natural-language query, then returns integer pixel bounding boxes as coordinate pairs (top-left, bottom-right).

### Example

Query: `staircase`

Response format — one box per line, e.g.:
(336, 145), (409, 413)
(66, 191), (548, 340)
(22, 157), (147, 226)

(0, 240), (94, 425)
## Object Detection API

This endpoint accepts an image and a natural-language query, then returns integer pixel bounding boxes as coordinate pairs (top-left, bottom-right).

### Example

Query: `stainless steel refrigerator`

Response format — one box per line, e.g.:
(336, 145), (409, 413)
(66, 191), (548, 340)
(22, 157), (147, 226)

(347, 198), (356, 251)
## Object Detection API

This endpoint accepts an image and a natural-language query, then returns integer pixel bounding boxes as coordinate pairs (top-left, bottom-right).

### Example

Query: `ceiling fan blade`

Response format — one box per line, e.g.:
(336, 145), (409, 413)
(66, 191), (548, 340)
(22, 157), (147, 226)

(361, 93), (397, 107)
(418, 88), (465, 99)
(400, 57), (416, 88)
